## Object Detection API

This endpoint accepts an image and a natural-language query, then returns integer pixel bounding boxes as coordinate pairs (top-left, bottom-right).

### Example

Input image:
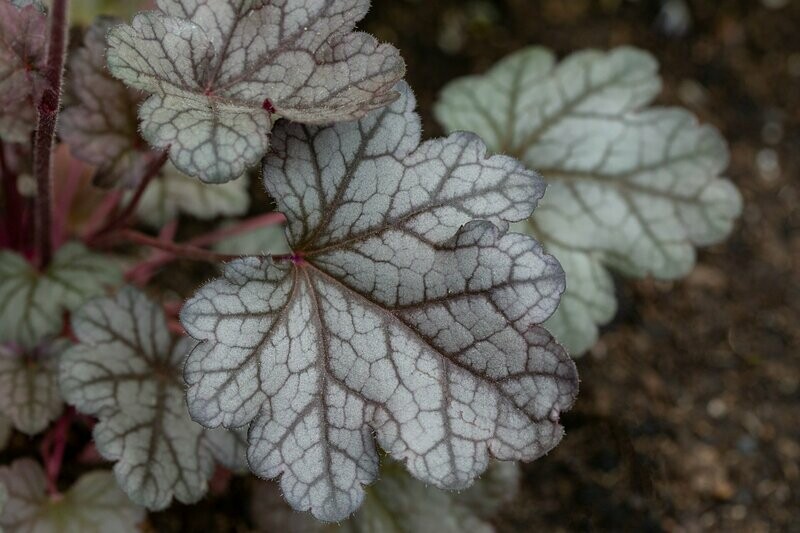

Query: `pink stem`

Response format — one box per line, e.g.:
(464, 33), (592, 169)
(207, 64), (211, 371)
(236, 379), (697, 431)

(93, 150), (169, 238)
(124, 212), (286, 282)
(189, 212), (286, 248)
(125, 221), (178, 285)
(82, 189), (123, 240)
(113, 229), (239, 264)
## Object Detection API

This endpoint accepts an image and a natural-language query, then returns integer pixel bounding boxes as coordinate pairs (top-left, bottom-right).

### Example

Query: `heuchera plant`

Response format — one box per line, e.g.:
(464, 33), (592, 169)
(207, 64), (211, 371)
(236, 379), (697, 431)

(0, 0), (739, 530)
(435, 47), (742, 354)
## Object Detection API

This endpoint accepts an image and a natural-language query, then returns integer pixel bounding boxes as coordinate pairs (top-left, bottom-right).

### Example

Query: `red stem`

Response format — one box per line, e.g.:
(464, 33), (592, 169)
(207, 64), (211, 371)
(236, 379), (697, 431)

(90, 150), (169, 240)
(115, 229), (239, 264)
(125, 221), (178, 285)
(33, 0), (70, 268)
(41, 408), (74, 496)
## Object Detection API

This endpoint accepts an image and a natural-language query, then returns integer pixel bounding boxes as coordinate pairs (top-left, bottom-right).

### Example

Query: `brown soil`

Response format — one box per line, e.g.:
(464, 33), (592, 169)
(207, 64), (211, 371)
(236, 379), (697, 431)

(359, 1), (798, 531)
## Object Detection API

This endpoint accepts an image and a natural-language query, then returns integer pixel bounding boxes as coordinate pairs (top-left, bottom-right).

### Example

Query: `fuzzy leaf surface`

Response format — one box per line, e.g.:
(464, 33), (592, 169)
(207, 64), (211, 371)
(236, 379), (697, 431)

(0, 0), (47, 142)
(0, 243), (123, 349)
(0, 341), (67, 436)
(182, 83), (577, 522)
(253, 461), (520, 532)
(0, 459), (145, 532)
(106, 0), (406, 184)
(435, 46), (742, 354)
(60, 17), (156, 188)
(59, 287), (243, 510)
(135, 165), (250, 227)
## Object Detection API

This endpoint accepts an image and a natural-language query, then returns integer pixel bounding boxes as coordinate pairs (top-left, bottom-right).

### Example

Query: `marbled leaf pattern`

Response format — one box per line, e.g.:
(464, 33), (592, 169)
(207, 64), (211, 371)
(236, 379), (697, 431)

(182, 83), (577, 522)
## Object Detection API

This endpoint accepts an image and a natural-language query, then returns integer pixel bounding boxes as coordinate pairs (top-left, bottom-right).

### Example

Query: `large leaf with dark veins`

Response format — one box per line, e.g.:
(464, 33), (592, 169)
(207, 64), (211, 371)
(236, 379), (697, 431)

(181, 83), (578, 522)
(106, 0), (406, 184)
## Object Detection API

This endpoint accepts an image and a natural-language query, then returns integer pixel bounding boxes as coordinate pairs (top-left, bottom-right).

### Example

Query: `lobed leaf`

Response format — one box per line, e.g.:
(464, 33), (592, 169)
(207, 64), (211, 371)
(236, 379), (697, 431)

(0, 0), (47, 143)
(0, 459), (145, 532)
(0, 341), (67, 436)
(107, 0), (406, 184)
(60, 17), (156, 188)
(135, 165), (250, 228)
(253, 461), (520, 532)
(182, 82), (577, 522)
(435, 47), (743, 354)
(0, 243), (123, 349)
(59, 286), (247, 510)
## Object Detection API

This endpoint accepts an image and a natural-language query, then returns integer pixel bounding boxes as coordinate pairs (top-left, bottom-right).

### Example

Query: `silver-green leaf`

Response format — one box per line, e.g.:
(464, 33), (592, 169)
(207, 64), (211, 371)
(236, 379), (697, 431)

(181, 82), (577, 522)
(253, 461), (520, 533)
(0, 243), (123, 349)
(435, 46), (742, 355)
(59, 286), (246, 510)
(134, 165), (250, 228)
(107, 0), (406, 184)
(0, 341), (67, 436)
(0, 459), (145, 533)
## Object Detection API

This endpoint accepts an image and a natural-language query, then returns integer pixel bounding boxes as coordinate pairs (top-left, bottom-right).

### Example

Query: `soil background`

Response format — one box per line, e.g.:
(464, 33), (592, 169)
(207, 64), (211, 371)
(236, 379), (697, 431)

(4, 1), (796, 532)
(356, 1), (799, 531)
(162, 0), (800, 531)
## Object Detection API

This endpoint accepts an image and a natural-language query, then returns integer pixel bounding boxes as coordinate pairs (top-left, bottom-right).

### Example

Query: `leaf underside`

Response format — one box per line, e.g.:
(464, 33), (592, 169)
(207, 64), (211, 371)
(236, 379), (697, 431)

(182, 82), (577, 522)
(0, 0), (47, 143)
(0, 243), (123, 349)
(59, 287), (247, 510)
(107, 0), (406, 183)
(253, 461), (521, 533)
(0, 459), (145, 533)
(435, 46), (742, 354)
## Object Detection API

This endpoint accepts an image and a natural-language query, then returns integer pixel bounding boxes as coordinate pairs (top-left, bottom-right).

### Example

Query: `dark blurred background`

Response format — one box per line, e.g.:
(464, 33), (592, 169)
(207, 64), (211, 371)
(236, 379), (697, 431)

(357, 1), (799, 531)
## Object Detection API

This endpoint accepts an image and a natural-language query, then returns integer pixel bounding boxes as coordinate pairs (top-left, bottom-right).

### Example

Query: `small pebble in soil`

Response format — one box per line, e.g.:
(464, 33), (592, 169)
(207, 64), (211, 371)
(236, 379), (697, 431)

(736, 435), (759, 455)
(761, 121), (784, 145)
(762, 0), (790, 9)
(706, 397), (728, 419)
(756, 148), (781, 183)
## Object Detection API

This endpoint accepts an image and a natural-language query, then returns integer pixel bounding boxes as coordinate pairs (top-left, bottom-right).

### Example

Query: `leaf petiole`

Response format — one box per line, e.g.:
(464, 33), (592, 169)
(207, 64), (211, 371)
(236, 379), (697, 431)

(32, 0), (70, 269)
(88, 150), (170, 241)
(40, 407), (74, 497)
(113, 229), (239, 264)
